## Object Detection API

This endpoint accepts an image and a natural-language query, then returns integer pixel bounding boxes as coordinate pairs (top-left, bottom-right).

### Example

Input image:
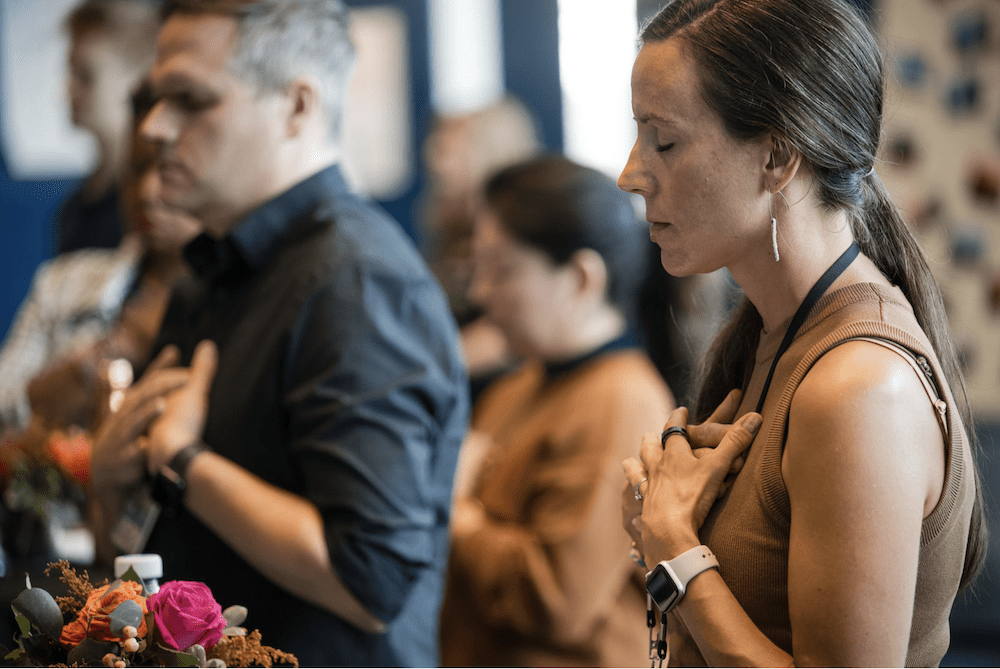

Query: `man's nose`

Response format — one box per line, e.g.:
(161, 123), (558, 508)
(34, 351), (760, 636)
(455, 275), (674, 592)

(139, 100), (178, 147)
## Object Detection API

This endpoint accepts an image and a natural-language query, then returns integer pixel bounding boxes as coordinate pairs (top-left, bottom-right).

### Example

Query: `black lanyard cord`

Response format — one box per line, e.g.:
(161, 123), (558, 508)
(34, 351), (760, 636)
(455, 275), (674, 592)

(754, 242), (861, 414)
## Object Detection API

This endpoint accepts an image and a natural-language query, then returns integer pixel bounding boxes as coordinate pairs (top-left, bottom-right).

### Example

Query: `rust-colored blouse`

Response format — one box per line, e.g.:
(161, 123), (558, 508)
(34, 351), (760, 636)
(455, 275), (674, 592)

(441, 348), (674, 667)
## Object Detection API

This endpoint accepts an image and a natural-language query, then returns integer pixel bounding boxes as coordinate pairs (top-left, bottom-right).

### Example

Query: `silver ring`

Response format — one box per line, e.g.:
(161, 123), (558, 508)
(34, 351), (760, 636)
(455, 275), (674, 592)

(634, 477), (648, 501)
(661, 425), (689, 448)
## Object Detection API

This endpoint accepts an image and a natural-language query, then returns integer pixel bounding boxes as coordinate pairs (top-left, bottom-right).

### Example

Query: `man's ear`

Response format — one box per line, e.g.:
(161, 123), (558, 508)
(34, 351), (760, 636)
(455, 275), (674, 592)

(284, 76), (320, 137)
(569, 248), (610, 303)
(765, 135), (803, 193)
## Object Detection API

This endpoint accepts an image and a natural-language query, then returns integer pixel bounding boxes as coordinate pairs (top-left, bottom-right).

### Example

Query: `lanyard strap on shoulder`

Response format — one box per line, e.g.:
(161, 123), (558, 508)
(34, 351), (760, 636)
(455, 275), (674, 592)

(755, 242), (860, 414)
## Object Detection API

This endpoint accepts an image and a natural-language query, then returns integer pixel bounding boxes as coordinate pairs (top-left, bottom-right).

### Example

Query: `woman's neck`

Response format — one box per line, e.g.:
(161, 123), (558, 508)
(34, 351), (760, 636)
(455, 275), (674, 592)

(82, 133), (127, 201)
(539, 305), (627, 365)
(729, 207), (863, 334)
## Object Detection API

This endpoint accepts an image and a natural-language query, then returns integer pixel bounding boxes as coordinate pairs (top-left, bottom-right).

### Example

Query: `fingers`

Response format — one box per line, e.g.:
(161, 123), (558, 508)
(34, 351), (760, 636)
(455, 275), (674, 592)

(622, 456), (647, 487)
(638, 429), (667, 472)
(188, 340), (219, 398)
(711, 412), (762, 464)
(145, 344), (180, 374)
(706, 389), (743, 425)
(621, 457), (646, 545)
(119, 368), (190, 416)
(693, 448), (746, 475)
(687, 388), (742, 448)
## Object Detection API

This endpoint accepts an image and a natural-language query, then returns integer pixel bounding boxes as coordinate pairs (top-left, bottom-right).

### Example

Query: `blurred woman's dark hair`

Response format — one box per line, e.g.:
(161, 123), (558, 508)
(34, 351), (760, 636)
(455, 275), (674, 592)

(482, 154), (689, 392)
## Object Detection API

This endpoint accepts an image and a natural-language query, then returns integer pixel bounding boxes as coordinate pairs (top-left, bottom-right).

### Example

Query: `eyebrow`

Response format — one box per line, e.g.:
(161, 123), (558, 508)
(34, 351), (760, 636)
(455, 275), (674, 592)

(636, 113), (676, 125)
(150, 72), (214, 97)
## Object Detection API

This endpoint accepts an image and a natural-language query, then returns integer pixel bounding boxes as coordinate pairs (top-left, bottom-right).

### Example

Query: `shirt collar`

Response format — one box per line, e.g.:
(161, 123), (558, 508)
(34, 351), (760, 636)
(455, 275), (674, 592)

(183, 164), (348, 280)
(543, 331), (637, 380)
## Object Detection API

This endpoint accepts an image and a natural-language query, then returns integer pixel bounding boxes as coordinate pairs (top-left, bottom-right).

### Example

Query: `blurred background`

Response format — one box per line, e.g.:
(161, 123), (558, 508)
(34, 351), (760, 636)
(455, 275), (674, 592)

(1, 0), (997, 664)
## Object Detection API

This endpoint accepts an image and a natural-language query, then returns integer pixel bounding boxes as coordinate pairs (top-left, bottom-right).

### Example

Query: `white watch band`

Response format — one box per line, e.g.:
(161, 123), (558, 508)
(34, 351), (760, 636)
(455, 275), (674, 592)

(667, 544), (719, 586)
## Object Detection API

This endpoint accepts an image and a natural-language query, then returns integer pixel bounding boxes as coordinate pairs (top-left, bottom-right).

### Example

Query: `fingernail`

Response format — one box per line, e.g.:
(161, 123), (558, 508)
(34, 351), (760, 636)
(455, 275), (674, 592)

(745, 413), (762, 431)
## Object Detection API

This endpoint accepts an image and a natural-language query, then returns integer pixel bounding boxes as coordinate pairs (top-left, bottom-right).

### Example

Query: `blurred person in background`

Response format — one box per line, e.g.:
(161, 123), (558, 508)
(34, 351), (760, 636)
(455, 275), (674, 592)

(0, 79), (199, 571)
(88, 1), (468, 665)
(440, 155), (676, 667)
(57, 0), (160, 253)
(0, 80), (199, 439)
(420, 95), (542, 397)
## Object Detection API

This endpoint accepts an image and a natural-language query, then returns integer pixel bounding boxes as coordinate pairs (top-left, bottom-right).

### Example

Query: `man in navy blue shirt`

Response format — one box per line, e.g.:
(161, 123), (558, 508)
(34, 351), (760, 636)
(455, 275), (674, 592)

(90, 1), (469, 665)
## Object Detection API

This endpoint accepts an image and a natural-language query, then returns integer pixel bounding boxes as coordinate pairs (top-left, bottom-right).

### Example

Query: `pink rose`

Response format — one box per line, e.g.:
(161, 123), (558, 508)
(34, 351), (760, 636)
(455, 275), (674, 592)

(147, 581), (227, 651)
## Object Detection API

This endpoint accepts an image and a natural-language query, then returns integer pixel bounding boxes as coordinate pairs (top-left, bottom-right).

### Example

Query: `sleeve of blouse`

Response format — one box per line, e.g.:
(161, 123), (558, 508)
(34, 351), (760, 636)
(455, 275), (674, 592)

(0, 265), (54, 431)
(450, 364), (672, 642)
(282, 255), (469, 623)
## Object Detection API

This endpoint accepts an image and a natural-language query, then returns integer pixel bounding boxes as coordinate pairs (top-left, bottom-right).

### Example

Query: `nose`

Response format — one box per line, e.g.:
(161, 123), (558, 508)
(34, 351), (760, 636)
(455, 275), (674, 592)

(617, 141), (650, 197)
(139, 100), (178, 147)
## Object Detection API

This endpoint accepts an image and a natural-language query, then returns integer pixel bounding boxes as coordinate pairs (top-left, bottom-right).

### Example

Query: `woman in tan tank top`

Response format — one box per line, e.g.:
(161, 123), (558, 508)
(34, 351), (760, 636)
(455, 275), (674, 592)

(618, 1), (987, 665)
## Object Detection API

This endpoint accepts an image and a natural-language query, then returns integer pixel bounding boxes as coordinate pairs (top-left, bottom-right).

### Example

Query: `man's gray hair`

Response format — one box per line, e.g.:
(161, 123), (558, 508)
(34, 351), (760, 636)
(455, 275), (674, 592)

(163, 0), (356, 142)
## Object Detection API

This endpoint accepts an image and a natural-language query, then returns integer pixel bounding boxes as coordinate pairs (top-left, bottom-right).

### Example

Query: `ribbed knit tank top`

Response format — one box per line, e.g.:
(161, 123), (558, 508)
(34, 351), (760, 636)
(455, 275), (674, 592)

(668, 283), (975, 667)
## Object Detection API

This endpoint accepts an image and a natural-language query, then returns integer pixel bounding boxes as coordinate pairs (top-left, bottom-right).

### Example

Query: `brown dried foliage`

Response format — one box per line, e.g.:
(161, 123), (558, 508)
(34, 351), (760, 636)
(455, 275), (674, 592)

(43, 560), (108, 616)
(207, 630), (299, 668)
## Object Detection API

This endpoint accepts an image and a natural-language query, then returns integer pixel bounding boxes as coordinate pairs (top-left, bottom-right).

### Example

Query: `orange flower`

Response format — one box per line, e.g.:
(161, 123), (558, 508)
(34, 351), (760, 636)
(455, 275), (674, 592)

(47, 430), (91, 485)
(59, 581), (148, 647)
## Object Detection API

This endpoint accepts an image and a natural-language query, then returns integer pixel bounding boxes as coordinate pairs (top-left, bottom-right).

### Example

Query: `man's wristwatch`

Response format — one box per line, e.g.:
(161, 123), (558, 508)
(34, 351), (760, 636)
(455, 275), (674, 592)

(645, 545), (720, 613)
(151, 442), (211, 517)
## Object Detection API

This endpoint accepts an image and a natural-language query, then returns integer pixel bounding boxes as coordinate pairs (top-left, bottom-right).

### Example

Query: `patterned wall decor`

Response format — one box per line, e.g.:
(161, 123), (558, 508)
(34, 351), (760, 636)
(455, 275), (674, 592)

(877, 0), (1000, 419)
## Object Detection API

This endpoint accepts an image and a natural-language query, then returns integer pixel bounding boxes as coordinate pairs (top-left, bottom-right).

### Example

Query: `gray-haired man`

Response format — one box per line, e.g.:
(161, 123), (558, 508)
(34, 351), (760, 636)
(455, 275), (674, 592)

(91, 2), (469, 664)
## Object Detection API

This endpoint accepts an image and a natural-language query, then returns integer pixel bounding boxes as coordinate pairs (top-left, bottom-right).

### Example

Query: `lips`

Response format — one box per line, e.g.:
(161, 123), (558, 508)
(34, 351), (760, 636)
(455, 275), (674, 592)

(157, 160), (188, 184)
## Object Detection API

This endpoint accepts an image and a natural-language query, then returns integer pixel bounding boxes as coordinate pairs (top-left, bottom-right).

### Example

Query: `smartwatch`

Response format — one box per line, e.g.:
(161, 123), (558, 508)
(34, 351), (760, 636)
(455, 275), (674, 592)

(645, 545), (719, 613)
(151, 442), (211, 517)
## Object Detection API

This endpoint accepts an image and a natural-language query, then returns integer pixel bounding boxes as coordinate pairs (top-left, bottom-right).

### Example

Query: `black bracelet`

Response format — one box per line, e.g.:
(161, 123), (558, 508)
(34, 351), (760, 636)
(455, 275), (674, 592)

(168, 441), (211, 479)
(151, 442), (211, 516)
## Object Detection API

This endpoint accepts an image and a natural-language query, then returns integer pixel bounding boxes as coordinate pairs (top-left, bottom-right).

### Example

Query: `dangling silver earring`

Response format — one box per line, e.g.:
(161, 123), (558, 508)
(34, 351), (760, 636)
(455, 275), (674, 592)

(769, 193), (780, 262)
(769, 190), (791, 263)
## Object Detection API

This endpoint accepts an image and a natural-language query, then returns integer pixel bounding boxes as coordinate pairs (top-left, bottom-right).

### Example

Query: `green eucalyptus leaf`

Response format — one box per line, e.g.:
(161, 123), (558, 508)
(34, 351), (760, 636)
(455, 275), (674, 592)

(4, 647), (24, 660)
(12, 587), (64, 639)
(67, 638), (118, 666)
(109, 599), (144, 637)
(120, 566), (143, 586)
(173, 650), (200, 667)
(15, 613), (30, 637)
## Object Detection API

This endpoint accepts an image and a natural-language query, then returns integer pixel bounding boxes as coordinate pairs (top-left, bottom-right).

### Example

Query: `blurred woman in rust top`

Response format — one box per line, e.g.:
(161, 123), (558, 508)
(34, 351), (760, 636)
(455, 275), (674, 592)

(440, 156), (676, 667)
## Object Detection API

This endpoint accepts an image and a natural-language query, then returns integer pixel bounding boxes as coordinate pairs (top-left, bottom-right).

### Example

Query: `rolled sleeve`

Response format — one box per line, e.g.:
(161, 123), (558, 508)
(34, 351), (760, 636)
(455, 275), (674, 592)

(283, 254), (467, 622)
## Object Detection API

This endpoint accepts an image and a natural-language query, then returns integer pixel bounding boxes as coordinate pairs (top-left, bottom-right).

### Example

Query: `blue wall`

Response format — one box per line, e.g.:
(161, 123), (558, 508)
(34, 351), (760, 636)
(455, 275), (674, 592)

(0, 0), (566, 341)
(0, 155), (79, 341)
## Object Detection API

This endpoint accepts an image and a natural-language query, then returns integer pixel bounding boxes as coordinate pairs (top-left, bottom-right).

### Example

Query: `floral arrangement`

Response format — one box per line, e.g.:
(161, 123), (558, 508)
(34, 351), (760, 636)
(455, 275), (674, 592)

(2, 561), (297, 668)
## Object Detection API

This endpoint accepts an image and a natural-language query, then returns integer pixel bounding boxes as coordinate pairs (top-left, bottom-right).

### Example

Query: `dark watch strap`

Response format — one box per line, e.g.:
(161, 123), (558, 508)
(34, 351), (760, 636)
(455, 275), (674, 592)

(151, 442), (211, 516)
(168, 441), (211, 479)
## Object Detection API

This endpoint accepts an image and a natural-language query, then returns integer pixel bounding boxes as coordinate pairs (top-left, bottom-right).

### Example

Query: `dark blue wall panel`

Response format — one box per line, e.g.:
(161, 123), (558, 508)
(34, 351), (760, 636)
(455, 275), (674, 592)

(500, 0), (563, 152)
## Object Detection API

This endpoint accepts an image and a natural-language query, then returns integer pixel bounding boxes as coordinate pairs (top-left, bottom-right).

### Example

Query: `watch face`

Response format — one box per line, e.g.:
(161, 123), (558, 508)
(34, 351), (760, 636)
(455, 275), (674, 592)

(646, 564), (680, 612)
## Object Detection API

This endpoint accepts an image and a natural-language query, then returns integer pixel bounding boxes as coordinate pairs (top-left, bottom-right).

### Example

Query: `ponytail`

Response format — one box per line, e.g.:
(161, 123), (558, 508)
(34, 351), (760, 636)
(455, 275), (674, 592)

(858, 172), (988, 591)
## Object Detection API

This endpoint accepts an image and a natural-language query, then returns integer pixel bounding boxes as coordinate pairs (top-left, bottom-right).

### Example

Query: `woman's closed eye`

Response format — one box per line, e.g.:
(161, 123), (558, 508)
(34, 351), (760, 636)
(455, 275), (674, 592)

(656, 142), (675, 153)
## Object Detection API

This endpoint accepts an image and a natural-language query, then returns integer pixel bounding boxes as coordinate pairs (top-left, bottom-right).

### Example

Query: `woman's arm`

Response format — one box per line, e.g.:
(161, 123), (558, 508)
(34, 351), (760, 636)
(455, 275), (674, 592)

(453, 371), (673, 642)
(782, 341), (943, 667)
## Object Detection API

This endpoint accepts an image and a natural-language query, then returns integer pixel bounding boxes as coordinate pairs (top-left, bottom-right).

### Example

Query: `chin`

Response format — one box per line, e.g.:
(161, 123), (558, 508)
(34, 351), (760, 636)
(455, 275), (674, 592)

(657, 249), (696, 278)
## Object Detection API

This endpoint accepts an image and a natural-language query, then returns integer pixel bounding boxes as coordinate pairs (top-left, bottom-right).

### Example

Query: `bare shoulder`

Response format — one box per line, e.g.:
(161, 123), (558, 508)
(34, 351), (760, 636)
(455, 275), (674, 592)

(784, 340), (944, 514)
(791, 339), (938, 425)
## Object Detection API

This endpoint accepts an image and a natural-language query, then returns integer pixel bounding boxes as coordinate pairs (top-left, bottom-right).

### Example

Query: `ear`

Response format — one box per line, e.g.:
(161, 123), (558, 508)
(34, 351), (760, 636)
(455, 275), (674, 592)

(764, 135), (804, 194)
(568, 248), (610, 303)
(284, 76), (321, 138)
